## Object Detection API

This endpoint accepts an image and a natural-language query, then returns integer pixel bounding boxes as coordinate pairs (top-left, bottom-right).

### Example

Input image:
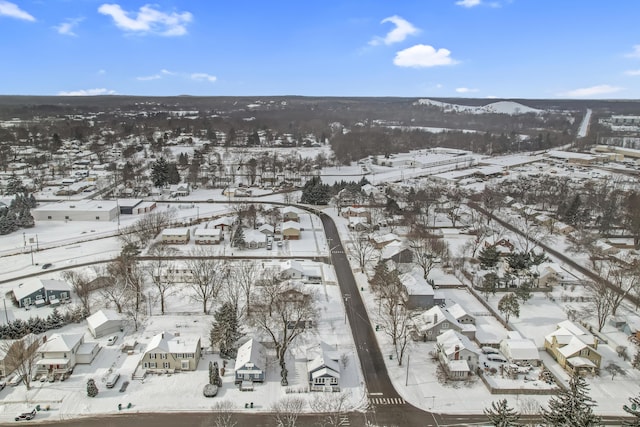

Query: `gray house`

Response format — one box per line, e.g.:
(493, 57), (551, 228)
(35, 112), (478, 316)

(410, 305), (463, 341)
(234, 339), (266, 385)
(12, 279), (71, 308)
(400, 270), (444, 310)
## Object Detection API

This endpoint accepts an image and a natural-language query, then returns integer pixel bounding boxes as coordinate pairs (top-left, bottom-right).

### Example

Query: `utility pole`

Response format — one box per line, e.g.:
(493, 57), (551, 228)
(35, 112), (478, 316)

(405, 353), (410, 386)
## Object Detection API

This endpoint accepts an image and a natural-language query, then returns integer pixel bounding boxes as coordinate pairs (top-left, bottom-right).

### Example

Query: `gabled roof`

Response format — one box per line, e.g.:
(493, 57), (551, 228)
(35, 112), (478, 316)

(281, 259), (304, 273)
(235, 338), (265, 371)
(411, 306), (461, 334)
(146, 331), (200, 354)
(193, 228), (221, 237)
(12, 281), (44, 301)
(40, 279), (71, 292)
(436, 329), (481, 356)
(501, 338), (539, 361)
(41, 333), (83, 353)
(400, 270), (434, 296)
(308, 353), (340, 376)
(244, 229), (266, 243)
(282, 220), (301, 231)
(86, 309), (122, 330)
(446, 303), (473, 321)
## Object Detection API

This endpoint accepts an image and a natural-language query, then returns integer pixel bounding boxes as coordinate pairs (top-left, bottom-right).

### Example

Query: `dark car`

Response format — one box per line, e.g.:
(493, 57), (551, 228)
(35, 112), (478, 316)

(41, 263), (52, 270)
(15, 409), (36, 421)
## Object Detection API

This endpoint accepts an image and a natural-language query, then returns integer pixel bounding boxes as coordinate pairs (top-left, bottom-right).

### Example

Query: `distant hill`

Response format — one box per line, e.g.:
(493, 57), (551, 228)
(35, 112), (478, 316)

(414, 99), (544, 115)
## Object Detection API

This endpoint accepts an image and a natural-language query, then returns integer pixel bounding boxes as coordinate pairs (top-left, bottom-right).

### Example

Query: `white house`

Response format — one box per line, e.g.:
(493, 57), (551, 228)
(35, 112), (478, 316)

(193, 228), (222, 244)
(436, 329), (481, 380)
(86, 309), (123, 338)
(307, 351), (340, 392)
(500, 331), (540, 366)
(36, 333), (85, 374)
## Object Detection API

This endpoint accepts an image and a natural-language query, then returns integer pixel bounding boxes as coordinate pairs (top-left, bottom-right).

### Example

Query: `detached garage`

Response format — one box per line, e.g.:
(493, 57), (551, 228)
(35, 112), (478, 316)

(87, 309), (123, 338)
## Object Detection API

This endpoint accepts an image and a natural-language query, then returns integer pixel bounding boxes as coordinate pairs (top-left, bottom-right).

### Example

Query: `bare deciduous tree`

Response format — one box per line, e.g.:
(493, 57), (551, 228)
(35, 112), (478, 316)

(145, 243), (178, 315)
(250, 278), (316, 386)
(348, 231), (377, 272)
(309, 391), (352, 427)
(377, 301), (411, 366)
(186, 250), (228, 314)
(211, 400), (237, 427)
(1, 334), (41, 390)
(408, 232), (448, 280)
(62, 270), (92, 315)
(271, 396), (306, 427)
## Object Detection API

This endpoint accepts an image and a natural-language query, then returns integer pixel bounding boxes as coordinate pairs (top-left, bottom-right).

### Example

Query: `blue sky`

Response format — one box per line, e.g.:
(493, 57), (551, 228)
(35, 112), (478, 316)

(1, 0), (640, 98)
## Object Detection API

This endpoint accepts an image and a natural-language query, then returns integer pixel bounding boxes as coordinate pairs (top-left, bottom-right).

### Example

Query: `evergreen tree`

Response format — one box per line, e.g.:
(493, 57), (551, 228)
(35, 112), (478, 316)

(231, 226), (245, 248)
(541, 373), (601, 426)
(514, 279), (533, 304)
(167, 162), (181, 185)
(484, 399), (522, 427)
(151, 157), (169, 188)
(5, 174), (25, 195)
(563, 194), (582, 226)
(478, 245), (500, 269)
(623, 394), (640, 426)
(498, 293), (520, 323)
(210, 302), (241, 358)
(633, 351), (640, 370)
(87, 378), (98, 397)
(481, 272), (499, 298)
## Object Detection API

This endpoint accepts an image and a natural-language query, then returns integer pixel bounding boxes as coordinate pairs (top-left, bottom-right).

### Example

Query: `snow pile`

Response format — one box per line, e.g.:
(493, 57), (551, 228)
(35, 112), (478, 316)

(414, 99), (543, 115)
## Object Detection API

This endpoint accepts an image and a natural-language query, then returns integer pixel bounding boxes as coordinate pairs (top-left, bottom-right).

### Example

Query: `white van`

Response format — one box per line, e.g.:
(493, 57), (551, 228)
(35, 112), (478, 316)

(106, 372), (120, 389)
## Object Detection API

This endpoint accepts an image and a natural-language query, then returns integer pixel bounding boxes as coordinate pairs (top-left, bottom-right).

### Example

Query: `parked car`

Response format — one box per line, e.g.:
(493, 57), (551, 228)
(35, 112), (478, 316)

(15, 409), (36, 421)
(106, 372), (120, 389)
(41, 263), (52, 270)
(107, 335), (118, 346)
(0, 380), (5, 391)
(8, 374), (23, 386)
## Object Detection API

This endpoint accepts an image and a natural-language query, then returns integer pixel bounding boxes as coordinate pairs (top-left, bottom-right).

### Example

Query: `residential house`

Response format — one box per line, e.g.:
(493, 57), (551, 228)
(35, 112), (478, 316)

(258, 224), (275, 237)
(500, 331), (540, 366)
(342, 206), (371, 222)
(436, 330), (481, 380)
(380, 241), (413, 265)
(161, 228), (190, 244)
(307, 351), (340, 392)
(86, 309), (123, 338)
(410, 306), (464, 341)
(11, 279), (71, 308)
(244, 229), (267, 249)
(400, 270), (443, 310)
(370, 233), (400, 249)
(536, 263), (565, 287)
(282, 207), (299, 222)
(544, 320), (602, 375)
(36, 333), (85, 374)
(193, 228), (222, 245)
(279, 260), (322, 283)
(348, 216), (370, 232)
(234, 338), (266, 385)
(446, 303), (476, 325)
(139, 331), (202, 372)
(169, 183), (190, 197)
(282, 221), (301, 240)
(212, 216), (235, 231)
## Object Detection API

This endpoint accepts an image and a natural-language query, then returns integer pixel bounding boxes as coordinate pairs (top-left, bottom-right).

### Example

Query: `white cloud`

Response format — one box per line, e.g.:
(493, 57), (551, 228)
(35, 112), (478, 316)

(137, 74), (161, 81)
(369, 15), (419, 46)
(190, 73), (217, 83)
(58, 88), (116, 96)
(98, 69), (106, 75)
(456, 87), (479, 93)
(161, 69), (175, 75)
(559, 84), (622, 97)
(393, 44), (458, 68)
(54, 18), (83, 36)
(625, 69), (640, 76)
(456, 0), (482, 7)
(0, 1), (35, 21)
(626, 45), (640, 58)
(98, 3), (192, 36)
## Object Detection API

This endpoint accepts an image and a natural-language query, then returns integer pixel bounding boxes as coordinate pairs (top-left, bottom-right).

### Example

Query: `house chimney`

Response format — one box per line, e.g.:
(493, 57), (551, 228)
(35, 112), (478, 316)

(454, 345), (460, 360)
(434, 313), (438, 324)
(593, 337), (598, 349)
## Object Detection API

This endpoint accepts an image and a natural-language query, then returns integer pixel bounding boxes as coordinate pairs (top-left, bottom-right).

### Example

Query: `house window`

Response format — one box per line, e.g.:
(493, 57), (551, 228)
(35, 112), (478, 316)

(149, 362), (156, 368)
(442, 322), (449, 329)
(163, 362), (170, 369)
(23, 297), (31, 306)
(149, 353), (156, 359)
(161, 353), (167, 359)
(580, 349), (589, 356)
(96, 216), (100, 220)
(181, 360), (189, 370)
(47, 216), (52, 220)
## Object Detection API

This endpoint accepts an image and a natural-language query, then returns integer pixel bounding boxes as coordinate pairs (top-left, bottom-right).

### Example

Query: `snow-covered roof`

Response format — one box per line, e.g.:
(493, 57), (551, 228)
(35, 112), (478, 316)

(40, 279), (70, 292)
(400, 270), (434, 296)
(41, 333), (83, 353)
(162, 228), (189, 236)
(567, 357), (597, 368)
(244, 229), (266, 243)
(446, 303), (472, 321)
(235, 338), (265, 371)
(281, 259), (304, 274)
(436, 329), (480, 356)
(282, 220), (301, 231)
(193, 228), (221, 237)
(308, 353), (340, 376)
(86, 309), (122, 330)
(12, 281), (43, 300)
(446, 359), (470, 373)
(412, 306), (460, 334)
(501, 338), (539, 361)
(146, 331), (200, 354)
